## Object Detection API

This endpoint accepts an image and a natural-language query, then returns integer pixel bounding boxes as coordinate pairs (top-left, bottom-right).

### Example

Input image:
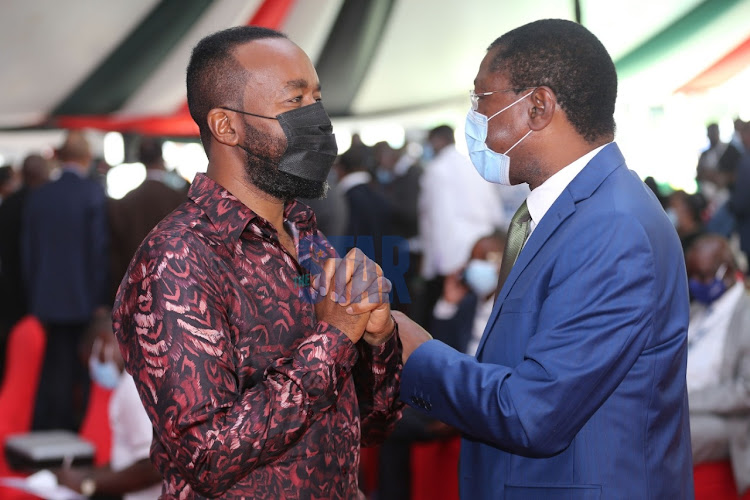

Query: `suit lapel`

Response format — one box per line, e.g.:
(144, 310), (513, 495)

(474, 143), (627, 358)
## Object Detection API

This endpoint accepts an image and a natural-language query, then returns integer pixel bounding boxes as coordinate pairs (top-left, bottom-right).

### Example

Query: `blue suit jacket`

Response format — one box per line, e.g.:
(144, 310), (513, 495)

(22, 169), (109, 323)
(401, 144), (694, 499)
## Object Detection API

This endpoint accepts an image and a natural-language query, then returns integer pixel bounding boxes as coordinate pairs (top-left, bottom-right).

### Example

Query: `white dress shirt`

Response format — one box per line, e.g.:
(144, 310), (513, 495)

(110, 372), (162, 500)
(419, 144), (506, 278)
(525, 143), (609, 236)
(686, 281), (745, 393)
(336, 171), (372, 195)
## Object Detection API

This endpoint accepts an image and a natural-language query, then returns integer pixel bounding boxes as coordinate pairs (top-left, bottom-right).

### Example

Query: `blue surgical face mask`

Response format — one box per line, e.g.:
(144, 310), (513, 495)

(89, 338), (121, 390)
(421, 144), (435, 163)
(465, 89), (534, 185)
(463, 259), (500, 298)
(376, 169), (395, 184)
(665, 208), (679, 228)
(688, 264), (728, 306)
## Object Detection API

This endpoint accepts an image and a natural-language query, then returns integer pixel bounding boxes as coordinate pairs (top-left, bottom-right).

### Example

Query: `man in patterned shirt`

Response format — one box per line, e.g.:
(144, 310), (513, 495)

(113, 26), (403, 499)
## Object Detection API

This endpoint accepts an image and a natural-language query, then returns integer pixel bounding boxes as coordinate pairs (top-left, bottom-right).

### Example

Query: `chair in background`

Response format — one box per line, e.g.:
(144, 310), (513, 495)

(410, 436), (461, 500)
(0, 316), (46, 476)
(694, 460), (750, 500)
(0, 316), (46, 499)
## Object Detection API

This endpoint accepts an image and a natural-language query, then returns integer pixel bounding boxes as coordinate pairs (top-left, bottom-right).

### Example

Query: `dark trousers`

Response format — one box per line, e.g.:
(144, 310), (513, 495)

(32, 322), (90, 431)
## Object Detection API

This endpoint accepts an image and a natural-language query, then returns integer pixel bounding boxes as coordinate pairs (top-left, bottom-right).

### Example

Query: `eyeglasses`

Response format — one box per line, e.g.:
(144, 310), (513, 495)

(469, 88), (533, 111)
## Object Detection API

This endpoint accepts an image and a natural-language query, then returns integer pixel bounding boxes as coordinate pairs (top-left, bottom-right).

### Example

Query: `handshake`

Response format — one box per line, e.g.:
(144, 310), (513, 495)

(311, 248), (396, 346)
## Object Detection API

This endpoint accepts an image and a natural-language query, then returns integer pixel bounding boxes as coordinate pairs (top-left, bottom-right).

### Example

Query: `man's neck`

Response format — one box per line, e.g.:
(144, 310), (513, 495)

(206, 165), (286, 232)
(526, 136), (611, 190)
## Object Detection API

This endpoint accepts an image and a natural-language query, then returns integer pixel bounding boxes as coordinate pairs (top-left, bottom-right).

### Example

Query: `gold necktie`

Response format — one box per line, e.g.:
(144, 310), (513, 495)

(496, 201), (531, 293)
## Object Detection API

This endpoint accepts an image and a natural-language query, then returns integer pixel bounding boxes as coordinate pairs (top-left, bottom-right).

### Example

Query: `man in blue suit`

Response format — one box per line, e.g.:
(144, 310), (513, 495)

(392, 19), (694, 499)
(22, 130), (110, 430)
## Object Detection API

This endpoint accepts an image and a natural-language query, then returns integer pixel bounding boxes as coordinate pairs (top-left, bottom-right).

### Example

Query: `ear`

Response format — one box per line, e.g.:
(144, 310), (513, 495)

(526, 86), (556, 131)
(207, 108), (240, 147)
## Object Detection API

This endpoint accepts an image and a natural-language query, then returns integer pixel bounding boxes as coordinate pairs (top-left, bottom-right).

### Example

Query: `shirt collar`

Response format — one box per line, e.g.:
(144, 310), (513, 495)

(526, 143), (610, 228)
(337, 171), (372, 194)
(61, 164), (87, 178)
(189, 173), (317, 243)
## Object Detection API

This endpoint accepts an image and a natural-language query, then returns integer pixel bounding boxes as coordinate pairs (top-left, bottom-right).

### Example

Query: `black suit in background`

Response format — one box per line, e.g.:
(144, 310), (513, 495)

(729, 153), (750, 263)
(342, 183), (392, 265)
(378, 163), (423, 317)
(0, 187), (31, 378)
(22, 169), (110, 430)
(429, 292), (478, 354)
(109, 176), (187, 302)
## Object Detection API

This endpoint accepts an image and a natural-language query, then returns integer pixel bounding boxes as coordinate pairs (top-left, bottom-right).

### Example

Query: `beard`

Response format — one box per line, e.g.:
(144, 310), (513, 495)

(240, 120), (328, 201)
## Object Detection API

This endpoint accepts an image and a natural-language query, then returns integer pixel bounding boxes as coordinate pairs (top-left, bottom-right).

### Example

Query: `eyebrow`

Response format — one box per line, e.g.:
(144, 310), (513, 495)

(284, 79), (322, 92)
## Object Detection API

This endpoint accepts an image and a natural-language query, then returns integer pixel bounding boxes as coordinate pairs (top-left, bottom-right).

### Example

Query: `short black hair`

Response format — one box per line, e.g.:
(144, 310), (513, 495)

(186, 26), (287, 150)
(137, 137), (163, 166)
(428, 125), (455, 144)
(338, 145), (374, 175)
(488, 19), (617, 143)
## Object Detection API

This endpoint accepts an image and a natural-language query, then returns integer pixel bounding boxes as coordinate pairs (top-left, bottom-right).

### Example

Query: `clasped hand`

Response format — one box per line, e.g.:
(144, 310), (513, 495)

(312, 248), (395, 345)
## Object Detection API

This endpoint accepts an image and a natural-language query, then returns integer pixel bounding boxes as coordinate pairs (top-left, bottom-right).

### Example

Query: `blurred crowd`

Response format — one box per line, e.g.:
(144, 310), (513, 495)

(0, 116), (749, 498)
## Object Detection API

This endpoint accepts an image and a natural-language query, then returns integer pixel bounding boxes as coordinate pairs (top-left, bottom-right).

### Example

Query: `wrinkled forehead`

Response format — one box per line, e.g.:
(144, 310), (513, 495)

(232, 38), (319, 99)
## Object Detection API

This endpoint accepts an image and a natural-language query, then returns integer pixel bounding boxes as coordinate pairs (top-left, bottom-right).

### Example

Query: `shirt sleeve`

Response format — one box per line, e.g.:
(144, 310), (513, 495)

(113, 239), (359, 497)
(353, 328), (405, 447)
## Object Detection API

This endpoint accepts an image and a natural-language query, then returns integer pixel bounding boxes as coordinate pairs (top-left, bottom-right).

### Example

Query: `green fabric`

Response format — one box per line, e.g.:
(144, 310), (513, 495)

(53, 0), (212, 115)
(615, 0), (744, 79)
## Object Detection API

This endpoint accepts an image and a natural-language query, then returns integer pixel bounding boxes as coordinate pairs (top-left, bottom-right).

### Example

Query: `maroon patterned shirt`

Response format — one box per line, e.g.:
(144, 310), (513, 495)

(113, 174), (403, 499)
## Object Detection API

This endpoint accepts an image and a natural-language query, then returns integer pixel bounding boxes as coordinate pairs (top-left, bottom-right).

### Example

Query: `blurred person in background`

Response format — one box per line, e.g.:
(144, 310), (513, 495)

(416, 124), (504, 327)
(430, 231), (505, 356)
(728, 120), (750, 265)
(335, 144), (393, 269)
(708, 118), (747, 239)
(667, 190), (707, 254)
(0, 154), (51, 378)
(298, 167), (348, 238)
(696, 123), (728, 212)
(89, 157), (111, 190)
(373, 141), (423, 314)
(54, 308), (161, 499)
(685, 234), (750, 495)
(0, 165), (18, 205)
(22, 130), (110, 431)
(108, 137), (188, 302)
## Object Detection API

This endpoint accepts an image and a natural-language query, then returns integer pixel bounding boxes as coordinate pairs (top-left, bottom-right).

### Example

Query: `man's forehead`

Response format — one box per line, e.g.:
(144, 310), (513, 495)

(474, 48), (509, 88)
(232, 38), (318, 87)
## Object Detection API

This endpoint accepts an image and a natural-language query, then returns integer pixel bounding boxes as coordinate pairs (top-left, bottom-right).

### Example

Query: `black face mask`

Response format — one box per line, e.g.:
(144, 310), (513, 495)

(221, 102), (338, 183)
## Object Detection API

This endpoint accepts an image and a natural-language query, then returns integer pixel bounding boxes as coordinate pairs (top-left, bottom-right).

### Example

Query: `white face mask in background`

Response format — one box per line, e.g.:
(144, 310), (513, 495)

(665, 207), (679, 228)
(465, 89), (534, 185)
(463, 259), (500, 298)
(88, 338), (121, 390)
